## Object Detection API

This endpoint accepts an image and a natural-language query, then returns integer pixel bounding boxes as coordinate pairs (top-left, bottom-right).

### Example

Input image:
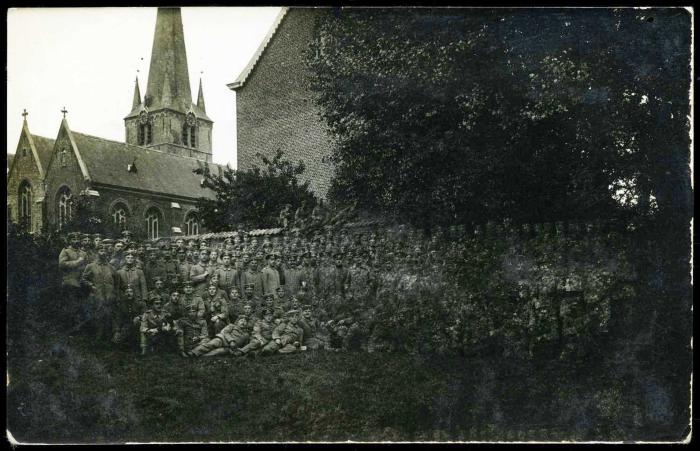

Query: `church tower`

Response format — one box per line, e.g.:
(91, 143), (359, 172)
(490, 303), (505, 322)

(124, 7), (213, 162)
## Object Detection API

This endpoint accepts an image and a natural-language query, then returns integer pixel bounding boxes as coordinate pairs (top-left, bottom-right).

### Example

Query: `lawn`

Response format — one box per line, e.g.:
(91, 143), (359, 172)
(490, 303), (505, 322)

(7, 329), (687, 443)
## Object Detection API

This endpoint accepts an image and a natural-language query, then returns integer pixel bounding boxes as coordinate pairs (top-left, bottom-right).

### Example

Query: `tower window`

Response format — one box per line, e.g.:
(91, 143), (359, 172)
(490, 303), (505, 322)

(138, 123), (152, 146)
(182, 124), (196, 148)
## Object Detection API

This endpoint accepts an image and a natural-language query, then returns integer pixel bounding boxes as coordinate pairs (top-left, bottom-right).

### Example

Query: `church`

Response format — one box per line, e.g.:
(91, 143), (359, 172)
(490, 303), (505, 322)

(7, 7), (224, 239)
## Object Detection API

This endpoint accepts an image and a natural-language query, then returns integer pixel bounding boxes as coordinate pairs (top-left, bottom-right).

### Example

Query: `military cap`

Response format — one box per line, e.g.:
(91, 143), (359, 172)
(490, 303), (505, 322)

(285, 309), (300, 317)
(177, 248), (186, 254)
(101, 238), (115, 245)
(199, 246), (210, 253)
(153, 276), (163, 283)
(149, 292), (161, 301)
(125, 283), (134, 290)
(67, 232), (81, 240)
(261, 308), (273, 317)
(255, 252), (264, 260)
(92, 233), (102, 239)
(121, 230), (133, 237)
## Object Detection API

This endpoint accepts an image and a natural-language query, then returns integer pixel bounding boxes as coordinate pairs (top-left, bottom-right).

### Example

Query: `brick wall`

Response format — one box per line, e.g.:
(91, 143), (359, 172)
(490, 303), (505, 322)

(236, 8), (335, 199)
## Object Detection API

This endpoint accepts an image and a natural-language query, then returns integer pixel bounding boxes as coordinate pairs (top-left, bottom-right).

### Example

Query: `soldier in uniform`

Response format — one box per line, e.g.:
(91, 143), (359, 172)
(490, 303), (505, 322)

(261, 310), (304, 355)
(241, 258), (264, 300)
(180, 280), (206, 320)
(144, 247), (167, 289)
(139, 295), (176, 355)
(176, 249), (192, 285)
(58, 232), (89, 325)
(227, 287), (244, 321)
(261, 253), (280, 296)
(117, 251), (148, 308)
(113, 284), (147, 346)
(186, 316), (250, 357)
(164, 289), (186, 322)
(109, 240), (126, 270)
(189, 249), (212, 296)
(80, 233), (95, 263)
(175, 284), (209, 356)
(147, 277), (169, 306)
(214, 253), (238, 295)
(80, 243), (118, 341)
(161, 248), (178, 290)
(299, 305), (326, 350)
(202, 283), (230, 336)
(238, 309), (276, 356)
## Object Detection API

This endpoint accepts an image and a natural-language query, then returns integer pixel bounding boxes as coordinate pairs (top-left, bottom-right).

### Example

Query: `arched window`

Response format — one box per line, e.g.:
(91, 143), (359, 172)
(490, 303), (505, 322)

(145, 207), (162, 240)
(184, 212), (199, 236)
(19, 180), (32, 231)
(182, 124), (196, 148)
(57, 186), (72, 229)
(111, 203), (129, 230)
(138, 123), (152, 146)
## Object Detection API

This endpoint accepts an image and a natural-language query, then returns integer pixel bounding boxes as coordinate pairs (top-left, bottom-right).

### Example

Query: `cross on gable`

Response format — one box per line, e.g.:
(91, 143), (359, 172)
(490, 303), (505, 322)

(21, 109), (28, 119)
(61, 107), (68, 118)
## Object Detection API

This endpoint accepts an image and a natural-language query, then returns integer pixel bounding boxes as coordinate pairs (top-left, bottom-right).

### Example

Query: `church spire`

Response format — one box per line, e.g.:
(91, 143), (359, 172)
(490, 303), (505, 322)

(132, 76), (142, 109)
(144, 7), (192, 111)
(197, 78), (206, 112)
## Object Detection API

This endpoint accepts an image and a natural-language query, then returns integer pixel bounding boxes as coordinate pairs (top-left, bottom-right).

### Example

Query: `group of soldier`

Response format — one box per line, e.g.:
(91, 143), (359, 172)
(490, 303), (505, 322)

(57, 227), (436, 357)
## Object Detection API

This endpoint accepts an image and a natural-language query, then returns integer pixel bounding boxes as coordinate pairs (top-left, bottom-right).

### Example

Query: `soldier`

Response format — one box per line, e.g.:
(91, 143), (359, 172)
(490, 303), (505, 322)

(261, 253), (280, 296)
(80, 243), (118, 341)
(180, 280), (206, 320)
(175, 290), (209, 356)
(241, 259), (263, 299)
(147, 277), (169, 306)
(121, 229), (133, 246)
(283, 254), (302, 299)
(203, 283), (230, 336)
(144, 247), (167, 289)
(190, 249), (212, 296)
(186, 316), (250, 357)
(113, 284), (147, 346)
(328, 252), (351, 299)
(139, 295), (176, 355)
(161, 248), (178, 290)
(298, 305), (326, 350)
(227, 287), (244, 321)
(109, 240), (126, 270)
(117, 251), (148, 307)
(164, 289), (186, 322)
(58, 232), (89, 315)
(261, 310), (304, 355)
(214, 253), (238, 295)
(80, 233), (95, 263)
(238, 309), (276, 356)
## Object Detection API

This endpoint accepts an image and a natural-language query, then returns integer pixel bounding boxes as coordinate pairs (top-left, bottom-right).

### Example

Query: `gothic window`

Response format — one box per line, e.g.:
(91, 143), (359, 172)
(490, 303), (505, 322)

(19, 180), (32, 231)
(138, 123), (152, 146)
(57, 186), (72, 229)
(145, 207), (162, 240)
(183, 113), (197, 148)
(22, 148), (28, 157)
(111, 203), (129, 230)
(184, 212), (199, 236)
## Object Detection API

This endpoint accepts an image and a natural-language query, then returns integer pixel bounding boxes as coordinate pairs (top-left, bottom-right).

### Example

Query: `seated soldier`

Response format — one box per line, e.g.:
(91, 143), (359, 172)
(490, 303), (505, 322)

(164, 290), (185, 322)
(298, 305), (327, 350)
(186, 316), (250, 357)
(208, 273), (230, 301)
(113, 284), (147, 346)
(175, 298), (209, 357)
(202, 283), (230, 336)
(261, 310), (304, 355)
(139, 295), (176, 355)
(228, 286), (244, 321)
(147, 277), (169, 306)
(237, 309), (276, 356)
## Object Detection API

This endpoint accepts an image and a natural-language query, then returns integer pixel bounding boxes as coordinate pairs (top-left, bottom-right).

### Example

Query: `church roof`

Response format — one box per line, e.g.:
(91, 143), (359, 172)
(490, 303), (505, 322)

(31, 134), (56, 170)
(228, 7), (289, 90)
(70, 131), (222, 200)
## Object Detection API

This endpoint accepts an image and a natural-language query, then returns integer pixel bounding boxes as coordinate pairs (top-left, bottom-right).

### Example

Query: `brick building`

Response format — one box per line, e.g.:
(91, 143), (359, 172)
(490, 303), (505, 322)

(229, 7), (335, 199)
(7, 7), (223, 239)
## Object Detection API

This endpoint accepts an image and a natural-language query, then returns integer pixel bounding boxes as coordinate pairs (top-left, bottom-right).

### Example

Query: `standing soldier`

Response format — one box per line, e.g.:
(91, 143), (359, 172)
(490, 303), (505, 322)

(58, 232), (89, 324)
(214, 253), (238, 295)
(117, 250), (148, 308)
(174, 249), (189, 286)
(261, 253), (280, 296)
(81, 243), (118, 341)
(328, 252), (351, 300)
(113, 284), (147, 346)
(109, 240), (126, 270)
(80, 233), (95, 263)
(190, 249), (212, 296)
(161, 248), (178, 290)
(241, 257), (263, 299)
(284, 254), (302, 299)
(144, 247), (167, 289)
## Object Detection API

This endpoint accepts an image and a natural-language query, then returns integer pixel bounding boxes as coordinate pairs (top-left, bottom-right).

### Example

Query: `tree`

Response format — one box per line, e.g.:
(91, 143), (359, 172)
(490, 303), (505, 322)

(195, 150), (317, 231)
(308, 8), (691, 229)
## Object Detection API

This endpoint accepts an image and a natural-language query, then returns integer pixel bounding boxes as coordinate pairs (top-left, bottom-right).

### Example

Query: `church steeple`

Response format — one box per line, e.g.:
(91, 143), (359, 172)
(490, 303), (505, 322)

(144, 7), (192, 111)
(197, 78), (206, 112)
(124, 7), (213, 162)
(132, 77), (141, 110)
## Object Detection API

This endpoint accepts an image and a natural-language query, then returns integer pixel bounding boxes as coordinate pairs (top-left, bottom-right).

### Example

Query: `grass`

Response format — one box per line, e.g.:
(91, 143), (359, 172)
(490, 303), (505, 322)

(6, 329), (689, 444)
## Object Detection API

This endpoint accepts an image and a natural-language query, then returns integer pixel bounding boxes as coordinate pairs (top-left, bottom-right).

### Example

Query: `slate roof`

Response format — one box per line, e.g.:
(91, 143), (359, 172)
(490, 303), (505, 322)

(70, 132), (223, 200)
(31, 134), (56, 170)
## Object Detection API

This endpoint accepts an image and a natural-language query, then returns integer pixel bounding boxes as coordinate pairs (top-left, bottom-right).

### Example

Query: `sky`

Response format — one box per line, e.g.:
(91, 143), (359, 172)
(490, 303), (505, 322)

(7, 7), (283, 167)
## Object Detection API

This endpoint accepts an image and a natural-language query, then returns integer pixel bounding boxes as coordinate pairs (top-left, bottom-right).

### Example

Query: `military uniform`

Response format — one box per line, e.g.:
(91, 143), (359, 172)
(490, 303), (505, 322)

(261, 261), (280, 295)
(239, 314), (275, 355)
(139, 307), (175, 354)
(214, 265), (238, 294)
(261, 314), (304, 355)
(202, 290), (230, 336)
(188, 320), (250, 357)
(189, 261), (211, 296)
(81, 257), (118, 340)
(117, 265), (148, 305)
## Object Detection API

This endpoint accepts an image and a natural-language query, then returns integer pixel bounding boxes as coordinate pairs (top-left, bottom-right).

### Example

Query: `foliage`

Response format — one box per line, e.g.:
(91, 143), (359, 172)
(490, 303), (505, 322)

(195, 150), (317, 231)
(308, 8), (692, 229)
